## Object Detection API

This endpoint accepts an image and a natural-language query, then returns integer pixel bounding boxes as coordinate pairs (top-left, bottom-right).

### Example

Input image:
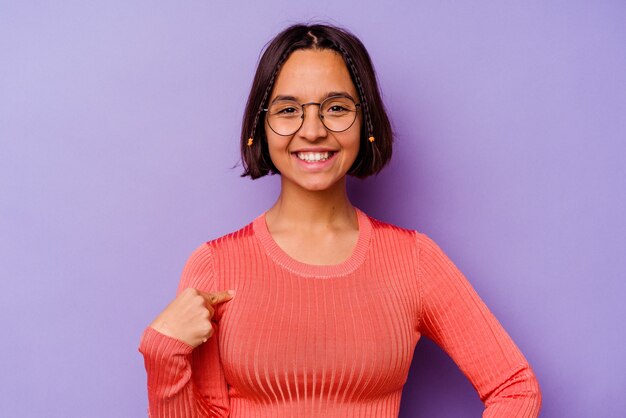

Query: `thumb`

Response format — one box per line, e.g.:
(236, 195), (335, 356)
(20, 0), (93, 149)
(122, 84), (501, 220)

(198, 289), (236, 306)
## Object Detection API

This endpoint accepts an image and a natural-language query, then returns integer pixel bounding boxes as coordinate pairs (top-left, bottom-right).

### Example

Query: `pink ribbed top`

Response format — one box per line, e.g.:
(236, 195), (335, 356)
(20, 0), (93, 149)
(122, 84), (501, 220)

(138, 207), (541, 417)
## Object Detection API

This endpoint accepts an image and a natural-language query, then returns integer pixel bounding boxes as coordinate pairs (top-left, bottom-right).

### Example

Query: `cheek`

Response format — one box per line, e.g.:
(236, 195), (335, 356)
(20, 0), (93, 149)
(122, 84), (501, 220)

(265, 133), (290, 168)
(346, 123), (362, 157)
(267, 141), (280, 165)
(348, 141), (360, 163)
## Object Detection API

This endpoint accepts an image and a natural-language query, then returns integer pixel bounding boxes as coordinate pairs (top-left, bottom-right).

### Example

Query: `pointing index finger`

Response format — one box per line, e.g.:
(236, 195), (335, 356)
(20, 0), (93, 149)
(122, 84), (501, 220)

(198, 289), (236, 306)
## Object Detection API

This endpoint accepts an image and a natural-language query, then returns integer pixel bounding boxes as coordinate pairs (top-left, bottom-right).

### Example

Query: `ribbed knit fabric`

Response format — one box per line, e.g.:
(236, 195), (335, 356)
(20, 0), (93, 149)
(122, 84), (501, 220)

(138, 207), (542, 417)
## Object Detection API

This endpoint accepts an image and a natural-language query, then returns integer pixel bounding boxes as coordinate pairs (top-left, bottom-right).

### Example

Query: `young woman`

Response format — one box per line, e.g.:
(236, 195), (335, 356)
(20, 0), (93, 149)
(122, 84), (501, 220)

(138, 23), (542, 417)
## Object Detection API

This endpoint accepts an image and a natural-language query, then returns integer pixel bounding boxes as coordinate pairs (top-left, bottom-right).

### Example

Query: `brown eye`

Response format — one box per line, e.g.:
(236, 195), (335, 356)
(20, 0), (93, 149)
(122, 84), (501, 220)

(328, 105), (349, 113)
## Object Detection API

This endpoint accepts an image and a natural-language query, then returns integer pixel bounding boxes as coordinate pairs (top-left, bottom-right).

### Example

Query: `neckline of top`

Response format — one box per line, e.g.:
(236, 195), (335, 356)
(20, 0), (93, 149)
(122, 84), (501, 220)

(252, 206), (372, 278)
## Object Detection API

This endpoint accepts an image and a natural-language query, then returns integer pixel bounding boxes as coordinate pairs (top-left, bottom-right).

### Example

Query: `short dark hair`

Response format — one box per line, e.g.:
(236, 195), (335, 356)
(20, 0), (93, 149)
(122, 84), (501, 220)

(239, 23), (393, 179)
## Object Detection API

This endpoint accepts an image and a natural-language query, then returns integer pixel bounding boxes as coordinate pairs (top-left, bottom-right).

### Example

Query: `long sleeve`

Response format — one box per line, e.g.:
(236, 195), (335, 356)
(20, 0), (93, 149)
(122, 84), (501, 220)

(138, 243), (230, 418)
(415, 232), (542, 417)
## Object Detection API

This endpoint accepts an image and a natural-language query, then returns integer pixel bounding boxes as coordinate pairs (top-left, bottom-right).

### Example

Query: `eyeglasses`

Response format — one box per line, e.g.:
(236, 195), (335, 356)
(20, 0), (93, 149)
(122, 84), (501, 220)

(262, 95), (361, 136)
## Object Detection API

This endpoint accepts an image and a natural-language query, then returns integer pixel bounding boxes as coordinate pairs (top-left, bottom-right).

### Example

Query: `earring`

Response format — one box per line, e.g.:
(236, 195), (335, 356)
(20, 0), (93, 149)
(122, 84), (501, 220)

(247, 137), (253, 146)
(368, 136), (375, 143)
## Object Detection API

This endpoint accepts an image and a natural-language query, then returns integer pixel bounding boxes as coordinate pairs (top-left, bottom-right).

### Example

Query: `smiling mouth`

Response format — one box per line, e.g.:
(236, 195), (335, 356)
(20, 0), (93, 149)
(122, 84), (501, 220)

(293, 151), (337, 162)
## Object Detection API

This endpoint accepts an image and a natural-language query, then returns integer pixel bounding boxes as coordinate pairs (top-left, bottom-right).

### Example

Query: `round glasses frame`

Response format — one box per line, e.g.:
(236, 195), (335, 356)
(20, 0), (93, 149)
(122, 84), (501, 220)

(262, 95), (362, 136)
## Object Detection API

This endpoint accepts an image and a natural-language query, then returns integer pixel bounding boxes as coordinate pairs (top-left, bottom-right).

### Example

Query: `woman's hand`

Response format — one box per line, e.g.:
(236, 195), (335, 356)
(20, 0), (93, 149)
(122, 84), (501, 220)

(149, 288), (235, 348)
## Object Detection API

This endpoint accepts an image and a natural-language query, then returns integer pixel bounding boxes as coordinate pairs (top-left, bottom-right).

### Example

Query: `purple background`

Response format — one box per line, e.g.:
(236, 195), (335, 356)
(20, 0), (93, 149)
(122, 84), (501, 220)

(1, 2), (624, 417)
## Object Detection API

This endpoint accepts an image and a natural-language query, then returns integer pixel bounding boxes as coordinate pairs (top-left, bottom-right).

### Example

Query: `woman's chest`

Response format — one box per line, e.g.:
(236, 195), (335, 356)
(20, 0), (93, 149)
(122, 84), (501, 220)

(215, 269), (421, 402)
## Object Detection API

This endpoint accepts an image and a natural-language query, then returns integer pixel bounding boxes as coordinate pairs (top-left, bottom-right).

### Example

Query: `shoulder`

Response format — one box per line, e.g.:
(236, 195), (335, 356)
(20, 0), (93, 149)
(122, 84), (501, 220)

(205, 218), (256, 249)
(366, 212), (414, 236)
(363, 211), (445, 256)
(184, 216), (257, 263)
(179, 218), (256, 279)
(365, 211), (423, 248)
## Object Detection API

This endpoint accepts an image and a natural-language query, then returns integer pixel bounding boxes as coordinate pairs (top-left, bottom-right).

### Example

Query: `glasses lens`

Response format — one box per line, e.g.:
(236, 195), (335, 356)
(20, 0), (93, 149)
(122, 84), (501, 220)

(321, 97), (358, 132)
(267, 100), (303, 136)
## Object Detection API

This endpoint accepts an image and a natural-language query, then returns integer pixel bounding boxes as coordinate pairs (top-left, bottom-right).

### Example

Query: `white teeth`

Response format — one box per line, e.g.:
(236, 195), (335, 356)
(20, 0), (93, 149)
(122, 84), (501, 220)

(296, 151), (334, 162)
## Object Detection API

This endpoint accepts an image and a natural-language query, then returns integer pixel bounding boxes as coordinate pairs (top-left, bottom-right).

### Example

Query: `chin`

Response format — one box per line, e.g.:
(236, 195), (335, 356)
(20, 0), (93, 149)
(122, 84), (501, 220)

(287, 175), (340, 192)
(278, 167), (347, 192)
(298, 180), (333, 191)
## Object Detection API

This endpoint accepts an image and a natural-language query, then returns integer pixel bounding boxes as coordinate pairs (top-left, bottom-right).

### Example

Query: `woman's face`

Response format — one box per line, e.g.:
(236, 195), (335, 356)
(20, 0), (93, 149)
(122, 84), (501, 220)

(265, 49), (361, 192)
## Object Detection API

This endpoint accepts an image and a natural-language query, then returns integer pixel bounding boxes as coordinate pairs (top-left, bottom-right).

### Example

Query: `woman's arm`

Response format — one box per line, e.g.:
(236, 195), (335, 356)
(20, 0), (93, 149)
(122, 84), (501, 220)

(415, 232), (542, 417)
(138, 243), (230, 418)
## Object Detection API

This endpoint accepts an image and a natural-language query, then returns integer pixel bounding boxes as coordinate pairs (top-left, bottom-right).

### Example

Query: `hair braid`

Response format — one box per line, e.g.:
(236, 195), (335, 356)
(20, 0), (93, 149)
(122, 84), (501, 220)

(248, 48), (294, 145)
(336, 44), (375, 143)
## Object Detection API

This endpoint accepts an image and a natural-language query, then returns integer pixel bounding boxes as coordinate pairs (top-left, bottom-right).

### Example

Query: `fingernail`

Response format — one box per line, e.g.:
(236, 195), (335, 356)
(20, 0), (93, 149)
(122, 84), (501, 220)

(228, 289), (236, 296)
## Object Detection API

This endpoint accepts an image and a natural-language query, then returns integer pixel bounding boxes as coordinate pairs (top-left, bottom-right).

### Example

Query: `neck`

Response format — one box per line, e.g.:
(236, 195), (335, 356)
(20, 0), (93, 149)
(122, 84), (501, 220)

(265, 176), (357, 232)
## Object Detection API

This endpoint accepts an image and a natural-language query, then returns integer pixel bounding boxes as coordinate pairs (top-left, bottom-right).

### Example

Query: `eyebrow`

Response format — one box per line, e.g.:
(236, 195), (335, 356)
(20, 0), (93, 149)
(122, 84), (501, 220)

(270, 91), (356, 104)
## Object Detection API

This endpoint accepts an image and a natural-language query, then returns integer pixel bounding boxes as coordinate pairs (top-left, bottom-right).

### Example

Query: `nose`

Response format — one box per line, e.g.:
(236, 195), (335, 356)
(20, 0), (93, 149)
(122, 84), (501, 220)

(297, 104), (327, 141)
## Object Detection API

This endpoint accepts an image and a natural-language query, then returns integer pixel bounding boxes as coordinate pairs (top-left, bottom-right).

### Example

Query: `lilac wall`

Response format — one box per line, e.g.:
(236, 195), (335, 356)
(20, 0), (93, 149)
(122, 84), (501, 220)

(1, 2), (624, 417)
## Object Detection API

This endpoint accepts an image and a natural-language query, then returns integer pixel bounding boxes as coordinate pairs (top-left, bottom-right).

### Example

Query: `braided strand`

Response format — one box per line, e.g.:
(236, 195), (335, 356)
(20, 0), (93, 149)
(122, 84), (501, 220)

(248, 48), (294, 146)
(336, 44), (375, 143)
